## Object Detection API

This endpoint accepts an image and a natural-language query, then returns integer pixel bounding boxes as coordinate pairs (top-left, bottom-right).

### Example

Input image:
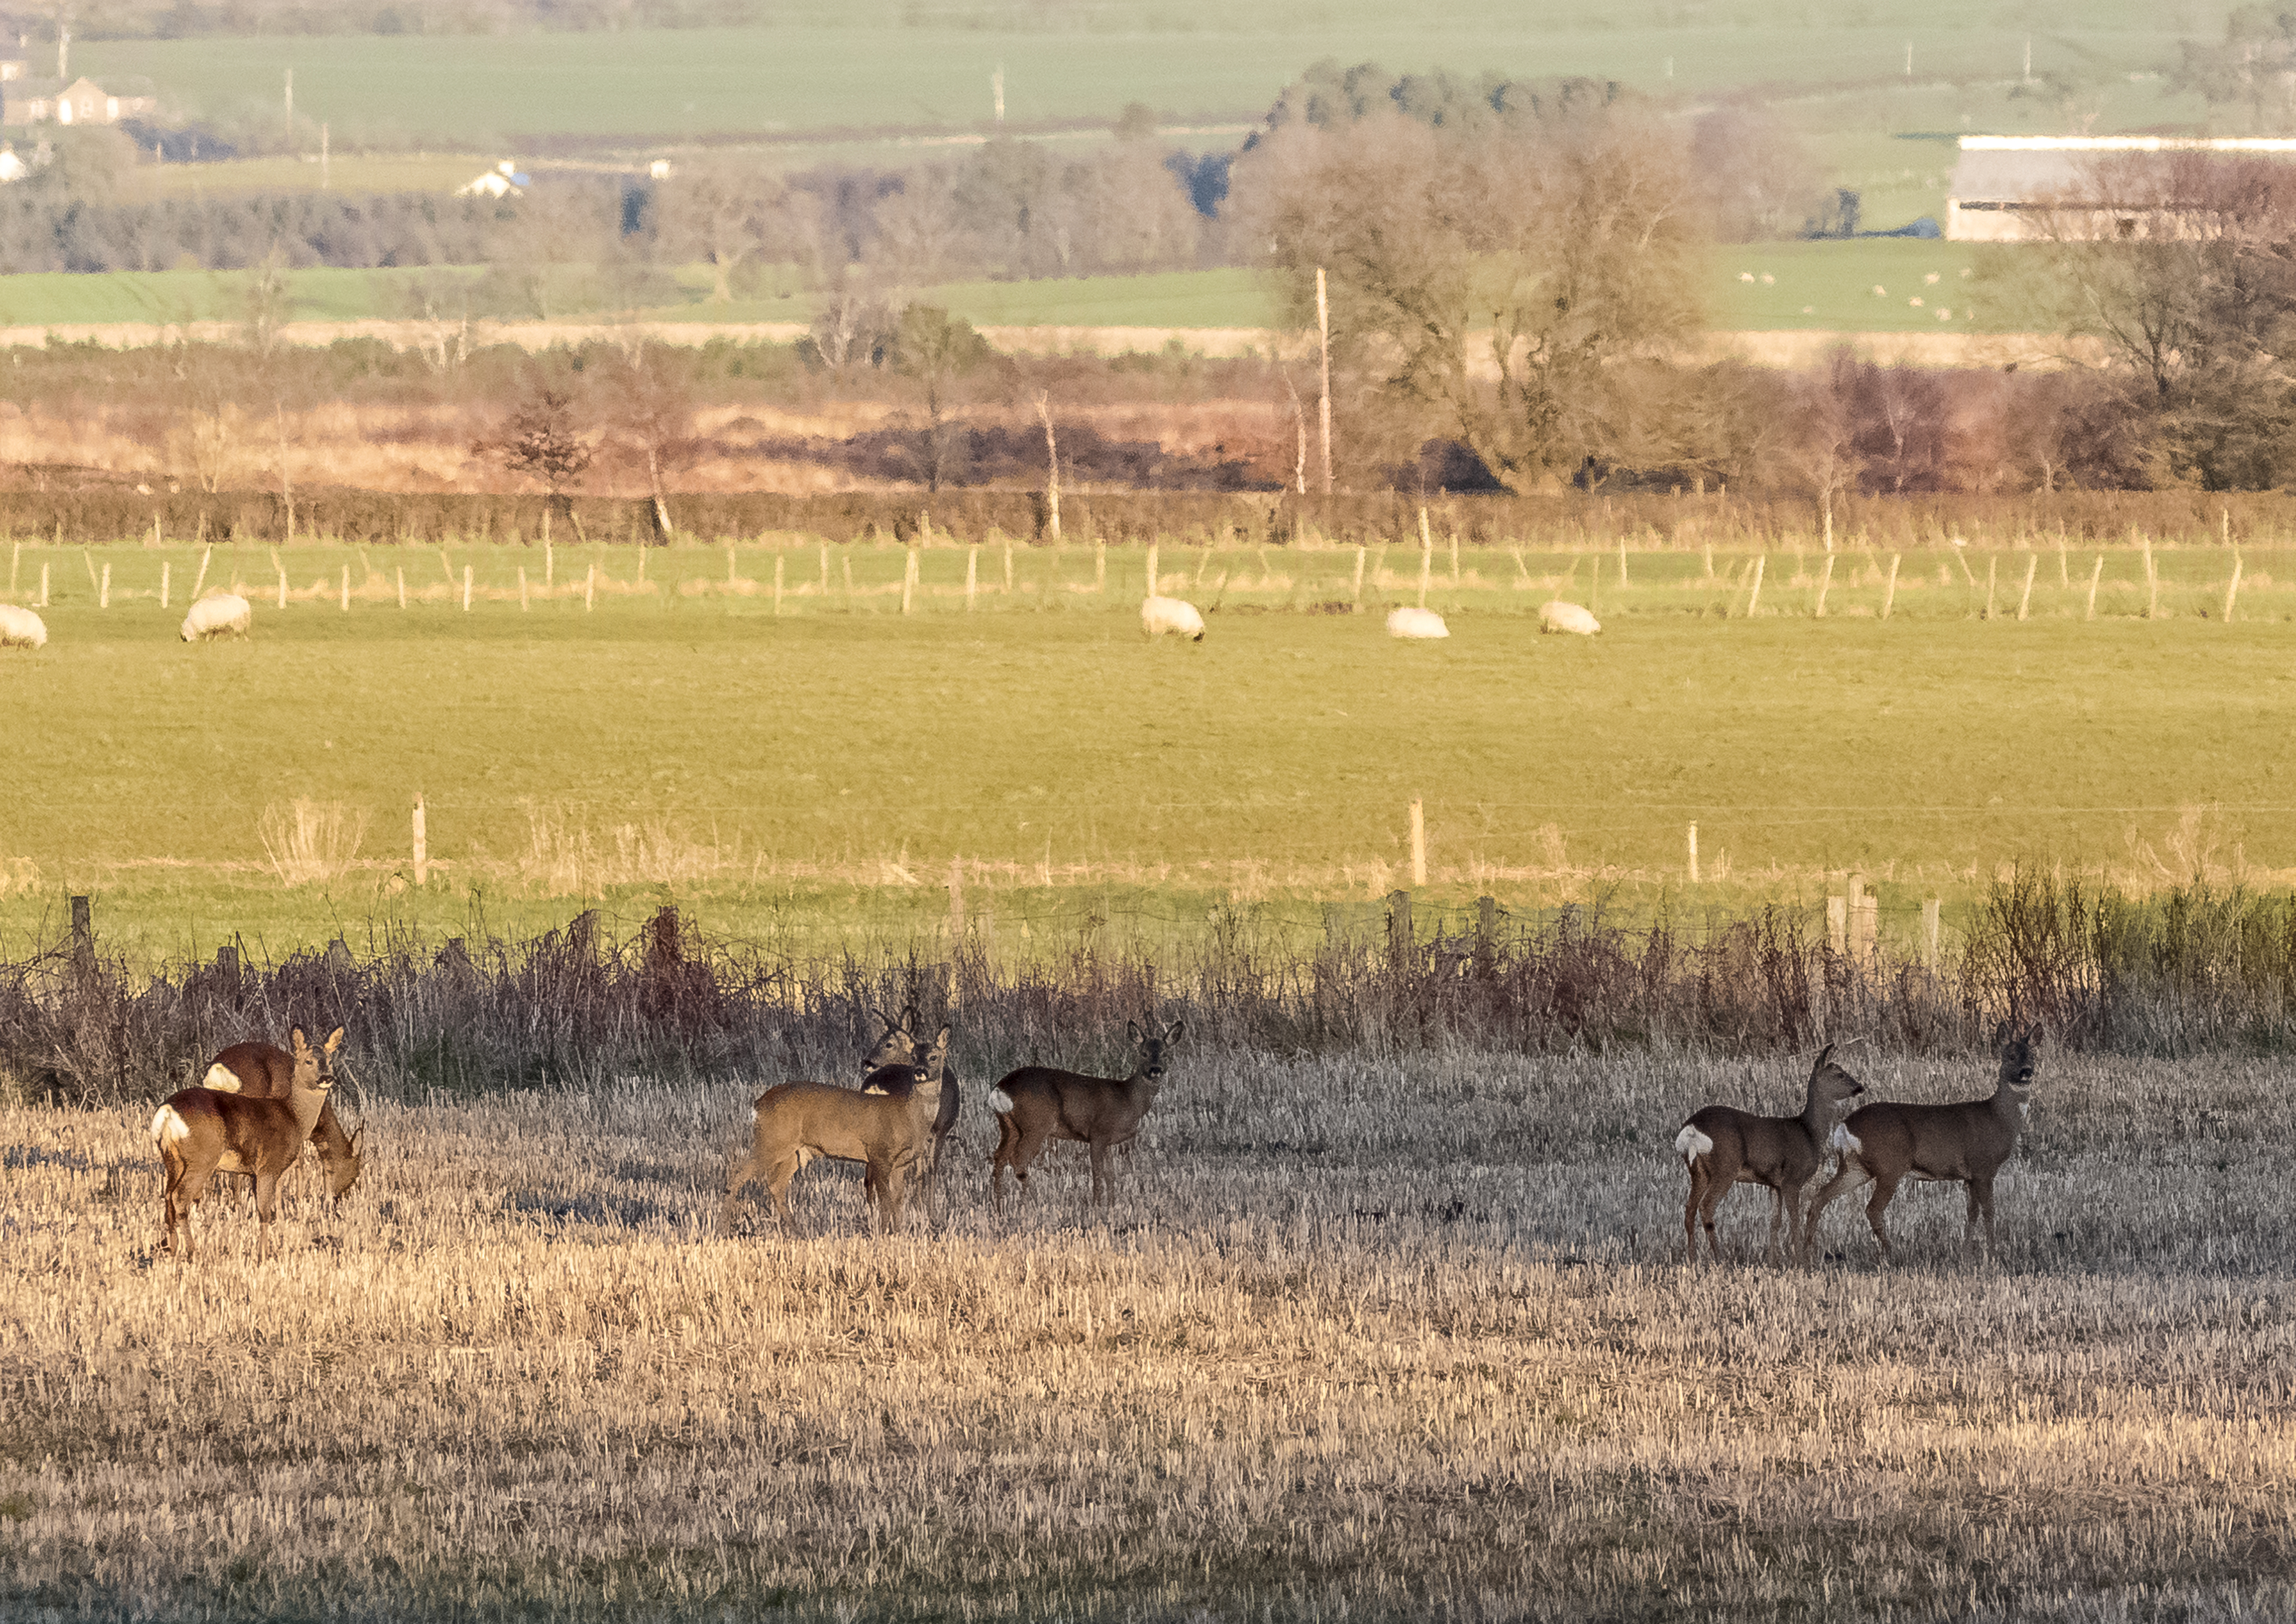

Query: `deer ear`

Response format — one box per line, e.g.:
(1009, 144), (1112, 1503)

(1814, 1042), (1834, 1071)
(931, 1025), (950, 1052)
(1127, 1020), (1143, 1045)
(290, 1026), (310, 1054)
(1165, 1020), (1185, 1045)
(324, 1027), (345, 1054)
(901, 1005), (920, 1034)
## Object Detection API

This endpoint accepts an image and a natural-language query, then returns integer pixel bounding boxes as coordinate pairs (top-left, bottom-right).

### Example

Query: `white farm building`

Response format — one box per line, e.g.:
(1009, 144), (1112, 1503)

(1946, 135), (2296, 242)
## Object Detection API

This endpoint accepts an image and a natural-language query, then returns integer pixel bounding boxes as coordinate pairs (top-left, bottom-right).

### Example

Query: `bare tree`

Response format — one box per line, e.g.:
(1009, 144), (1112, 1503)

(893, 304), (988, 492)
(610, 348), (697, 539)
(484, 381), (593, 518)
(1237, 109), (1704, 491)
(653, 157), (792, 303)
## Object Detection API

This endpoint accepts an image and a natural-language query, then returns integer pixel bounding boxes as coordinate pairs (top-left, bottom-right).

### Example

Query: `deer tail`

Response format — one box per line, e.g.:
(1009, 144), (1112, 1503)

(1673, 1124), (1713, 1166)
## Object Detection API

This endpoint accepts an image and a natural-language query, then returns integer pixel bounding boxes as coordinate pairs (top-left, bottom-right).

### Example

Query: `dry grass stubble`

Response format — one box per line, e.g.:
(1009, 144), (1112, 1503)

(5, 1045), (2295, 1620)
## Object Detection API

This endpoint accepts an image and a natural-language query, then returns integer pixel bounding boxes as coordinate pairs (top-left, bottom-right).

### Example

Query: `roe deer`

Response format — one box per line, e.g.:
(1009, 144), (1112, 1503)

(989, 1020), (1179, 1214)
(1675, 1045), (1864, 1264)
(856, 1005), (961, 1182)
(722, 1026), (948, 1234)
(152, 1026), (342, 1261)
(1803, 1024), (2041, 1265)
(199, 1039), (365, 1203)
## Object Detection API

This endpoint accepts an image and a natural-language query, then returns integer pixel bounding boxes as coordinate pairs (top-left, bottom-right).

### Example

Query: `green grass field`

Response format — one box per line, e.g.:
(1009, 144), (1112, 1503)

(0, 251), (2035, 335)
(2, 535), (2287, 963)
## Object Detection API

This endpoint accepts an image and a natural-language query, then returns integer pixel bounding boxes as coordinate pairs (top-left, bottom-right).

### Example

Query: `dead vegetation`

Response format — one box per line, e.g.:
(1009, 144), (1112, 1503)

(3, 1038), (2294, 1621)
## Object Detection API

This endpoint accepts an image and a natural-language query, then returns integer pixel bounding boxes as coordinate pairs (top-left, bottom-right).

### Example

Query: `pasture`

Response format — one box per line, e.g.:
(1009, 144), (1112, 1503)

(0, 534), (2289, 961)
(3, 1038), (2291, 1620)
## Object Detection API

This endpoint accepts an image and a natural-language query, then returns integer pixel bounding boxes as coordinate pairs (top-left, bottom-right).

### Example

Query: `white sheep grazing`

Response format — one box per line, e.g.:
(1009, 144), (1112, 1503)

(180, 592), (252, 642)
(1538, 600), (1601, 636)
(0, 603), (47, 649)
(1385, 606), (1450, 640)
(1141, 594), (1205, 641)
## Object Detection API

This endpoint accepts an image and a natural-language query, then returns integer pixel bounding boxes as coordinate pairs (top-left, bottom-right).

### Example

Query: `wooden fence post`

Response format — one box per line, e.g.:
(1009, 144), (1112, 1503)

(397, 567), (407, 610)
(2085, 554), (2102, 620)
(159, 559), (169, 608)
(1826, 894), (1847, 955)
(70, 894), (92, 972)
(1687, 822), (1700, 883)
(966, 545), (978, 612)
(37, 561), (46, 607)
(1387, 888), (1413, 969)
(1814, 552), (1833, 618)
(1744, 553), (1765, 617)
(1922, 896), (1941, 972)
(1416, 523), (1432, 609)
(2225, 551), (2243, 623)
(1475, 894), (1496, 971)
(1983, 555), (1996, 619)
(276, 564), (287, 610)
(519, 566), (529, 612)
(1353, 544), (1366, 612)
(901, 547), (918, 614)
(1145, 543), (1158, 598)
(98, 562), (109, 609)
(412, 795), (428, 887)
(2017, 554), (2036, 621)
(947, 857), (964, 942)
(584, 564), (596, 612)
(340, 564), (350, 612)
(1408, 798), (1426, 886)
(773, 552), (785, 616)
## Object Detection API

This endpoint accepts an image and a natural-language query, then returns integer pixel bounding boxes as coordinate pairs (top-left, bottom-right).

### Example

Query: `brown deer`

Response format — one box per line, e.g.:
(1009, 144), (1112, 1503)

(855, 1005), (961, 1184)
(1803, 1024), (2041, 1265)
(199, 1039), (365, 1203)
(722, 1026), (948, 1234)
(151, 1026), (342, 1262)
(989, 1020), (1180, 1215)
(1675, 1045), (1865, 1264)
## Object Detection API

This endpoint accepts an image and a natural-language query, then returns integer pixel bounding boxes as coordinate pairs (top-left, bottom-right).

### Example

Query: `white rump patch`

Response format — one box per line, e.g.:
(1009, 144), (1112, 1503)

(1828, 1123), (1862, 1155)
(1673, 1125), (1714, 1160)
(200, 1062), (242, 1093)
(150, 1104), (190, 1147)
(989, 1088), (1015, 1114)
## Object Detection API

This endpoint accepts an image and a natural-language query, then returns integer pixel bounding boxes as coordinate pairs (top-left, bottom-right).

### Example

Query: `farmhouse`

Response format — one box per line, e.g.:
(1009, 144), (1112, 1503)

(457, 160), (531, 198)
(1, 72), (157, 127)
(1946, 135), (2296, 242)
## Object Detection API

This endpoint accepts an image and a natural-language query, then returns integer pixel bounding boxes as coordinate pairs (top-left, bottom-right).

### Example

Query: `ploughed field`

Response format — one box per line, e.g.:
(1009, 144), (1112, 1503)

(3, 537), (2293, 960)
(3, 1041), (2291, 1620)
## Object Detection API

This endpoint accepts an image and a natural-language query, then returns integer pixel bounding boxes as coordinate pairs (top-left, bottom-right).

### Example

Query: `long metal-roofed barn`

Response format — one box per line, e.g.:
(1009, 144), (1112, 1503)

(1946, 135), (2296, 242)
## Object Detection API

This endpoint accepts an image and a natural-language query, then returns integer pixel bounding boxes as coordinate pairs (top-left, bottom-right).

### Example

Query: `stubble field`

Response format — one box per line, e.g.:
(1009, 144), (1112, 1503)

(3, 1039), (2293, 1621)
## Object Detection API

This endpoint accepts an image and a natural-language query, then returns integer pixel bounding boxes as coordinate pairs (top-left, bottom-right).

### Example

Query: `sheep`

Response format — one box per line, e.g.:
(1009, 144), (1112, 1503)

(1538, 600), (1601, 636)
(1385, 606), (1449, 640)
(180, 593), (251, 642)
(0, 603), (47, 649)
(1141, 594), (1204, 641)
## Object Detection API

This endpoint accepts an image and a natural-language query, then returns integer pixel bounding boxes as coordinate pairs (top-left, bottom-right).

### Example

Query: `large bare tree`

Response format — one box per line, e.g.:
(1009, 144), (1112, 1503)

(1236, 108), (1704, 491)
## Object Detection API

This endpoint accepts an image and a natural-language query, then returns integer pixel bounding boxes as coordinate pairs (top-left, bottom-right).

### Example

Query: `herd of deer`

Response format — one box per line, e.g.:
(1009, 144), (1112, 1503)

(144, 1010), (1185, 1260)
(141, 1012), (2039, 1266)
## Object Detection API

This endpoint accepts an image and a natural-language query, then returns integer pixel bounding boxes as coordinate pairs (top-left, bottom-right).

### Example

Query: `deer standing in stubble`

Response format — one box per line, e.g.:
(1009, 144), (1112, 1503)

(855, 1005), (961, 1186)
(198, 1039), (365, 1204)
(1802, 1024), (2041, 1265)
(722, 1026), (948, 1234)
(1675, 1044), (1866, 1264)
(152, 1026), (342, 1262)
(989, 1020), (1179, 1214)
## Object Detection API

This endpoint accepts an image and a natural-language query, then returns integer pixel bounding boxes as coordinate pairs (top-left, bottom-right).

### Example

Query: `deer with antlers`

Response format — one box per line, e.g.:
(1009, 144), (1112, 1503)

(1802, 1023), (2041, 1265)
(152, 1026), (342, 1262)
(1675, 1044), (1866, 1264)
(989, 1020), (1179, 1214)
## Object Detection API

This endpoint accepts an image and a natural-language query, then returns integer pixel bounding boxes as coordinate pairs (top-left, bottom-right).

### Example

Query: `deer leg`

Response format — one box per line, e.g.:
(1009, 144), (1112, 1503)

(720, 1151), (762, 1232)
(1090, 1141), (1117, 1210)
(765, 1152), (804, 1234)
(1802, 1159), (1872, 1263)
(988, 1115), (1023, 1216)
(1864, 1177), (1904, 1266)
(1695, 1174), (1733, 1262)
(255, 1171), (281, 1262)
(1765, 1185), (1788, 1266)
(1682, 1162), (1709, 1262)
(1973, 1176), (1998, 1261)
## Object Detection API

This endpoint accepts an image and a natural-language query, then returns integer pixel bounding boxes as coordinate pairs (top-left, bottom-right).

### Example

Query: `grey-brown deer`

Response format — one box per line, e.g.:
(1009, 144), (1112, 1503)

(722, 1026), (948, 1234)
(855, 1006), (961, 1183)
(198, 1039), (365, 1203)
(151, 1026), (342, 1261)
(989, 1020), (1179, 1214)
(1802, 1023), (2041, 1264)
(1675, 1045), (1864, 1264)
